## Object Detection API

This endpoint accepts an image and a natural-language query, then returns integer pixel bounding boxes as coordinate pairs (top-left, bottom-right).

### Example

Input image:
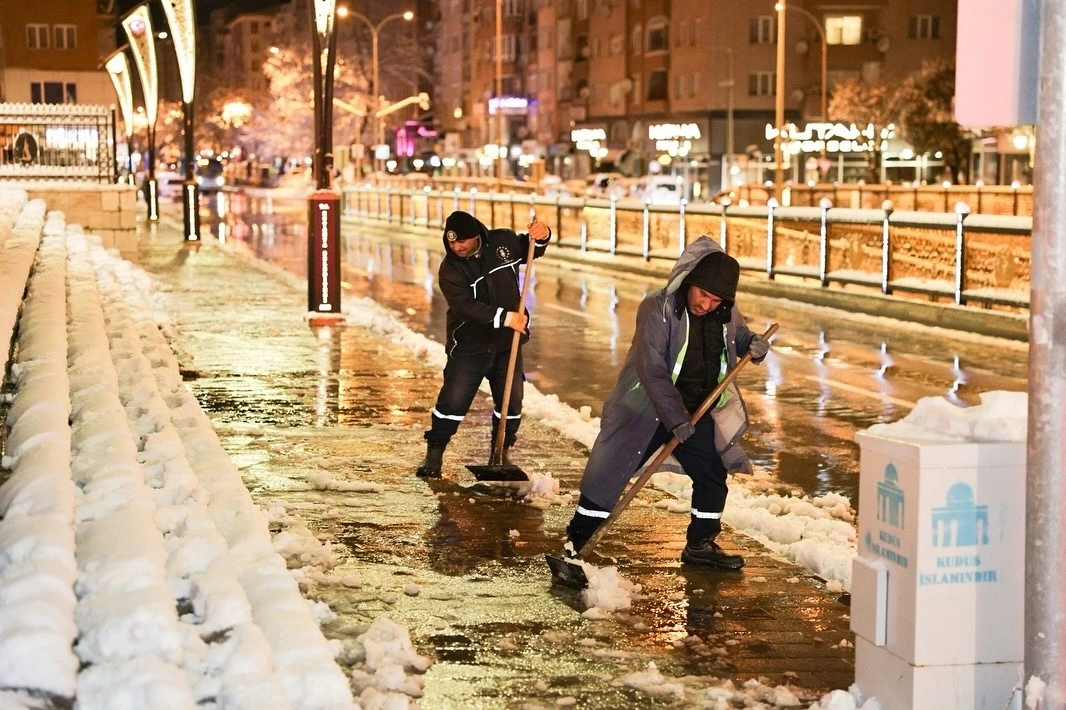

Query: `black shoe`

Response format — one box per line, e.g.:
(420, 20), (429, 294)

(681, 539), (745, 570)
(416, 441), (447, 478)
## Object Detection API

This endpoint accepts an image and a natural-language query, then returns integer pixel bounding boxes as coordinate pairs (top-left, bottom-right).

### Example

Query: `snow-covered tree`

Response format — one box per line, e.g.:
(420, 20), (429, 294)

(254, 0), (420, 165)
(828, 77), (907, 183)
(898, 59), (972, 184)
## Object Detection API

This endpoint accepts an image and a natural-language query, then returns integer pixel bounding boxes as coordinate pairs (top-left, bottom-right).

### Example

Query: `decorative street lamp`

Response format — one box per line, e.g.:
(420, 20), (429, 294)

(122, 5), (160, 221)
(103, 49), (135, 185)
(778, 1), (828, 157)
(159, 0), (200, 241)
(307, 0), (343, 323)
(337, 6), (414, 173)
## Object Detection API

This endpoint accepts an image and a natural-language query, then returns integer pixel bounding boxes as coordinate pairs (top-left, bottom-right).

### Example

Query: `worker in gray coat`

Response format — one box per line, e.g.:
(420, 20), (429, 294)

(563, 236), (769, 569)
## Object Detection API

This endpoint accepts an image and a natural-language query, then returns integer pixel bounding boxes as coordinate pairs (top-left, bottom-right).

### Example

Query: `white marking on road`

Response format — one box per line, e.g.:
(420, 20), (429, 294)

(804, 375), (916, 409)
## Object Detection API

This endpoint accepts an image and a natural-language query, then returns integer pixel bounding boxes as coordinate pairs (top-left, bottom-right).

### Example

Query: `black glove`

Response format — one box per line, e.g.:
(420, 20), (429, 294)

(672, 421), (696, 444)
(747, 334), (770, 360)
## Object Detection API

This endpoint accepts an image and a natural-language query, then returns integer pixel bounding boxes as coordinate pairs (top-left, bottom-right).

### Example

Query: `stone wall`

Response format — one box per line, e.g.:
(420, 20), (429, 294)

(18, 183), (138, 254)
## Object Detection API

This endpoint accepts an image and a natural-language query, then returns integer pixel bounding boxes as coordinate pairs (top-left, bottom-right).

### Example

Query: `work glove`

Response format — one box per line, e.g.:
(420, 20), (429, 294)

(672, 421), (696, 444)
(747, 334), (770, 361)
(504, 311), (528, 334)
(528, 219), (551, 242)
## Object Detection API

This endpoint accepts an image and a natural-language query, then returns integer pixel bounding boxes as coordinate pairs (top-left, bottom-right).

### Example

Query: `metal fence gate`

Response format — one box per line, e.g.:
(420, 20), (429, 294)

(0, 103), (116, 183)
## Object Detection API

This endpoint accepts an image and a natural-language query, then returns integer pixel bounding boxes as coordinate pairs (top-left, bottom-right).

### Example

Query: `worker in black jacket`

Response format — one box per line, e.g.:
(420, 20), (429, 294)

(416, 210), (552, 478)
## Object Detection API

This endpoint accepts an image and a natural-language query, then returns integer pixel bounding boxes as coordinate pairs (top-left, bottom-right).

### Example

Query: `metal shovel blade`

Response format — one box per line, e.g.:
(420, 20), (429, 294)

(545, 554), (589, 589)
(465, 463), (529, 482)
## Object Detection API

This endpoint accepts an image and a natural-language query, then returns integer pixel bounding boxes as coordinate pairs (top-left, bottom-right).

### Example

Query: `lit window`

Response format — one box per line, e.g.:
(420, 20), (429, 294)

(825, 16), (862, 45)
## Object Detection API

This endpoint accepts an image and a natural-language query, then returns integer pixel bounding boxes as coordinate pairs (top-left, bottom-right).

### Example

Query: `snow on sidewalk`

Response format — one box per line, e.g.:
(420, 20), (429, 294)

(0, 212), (354, 708)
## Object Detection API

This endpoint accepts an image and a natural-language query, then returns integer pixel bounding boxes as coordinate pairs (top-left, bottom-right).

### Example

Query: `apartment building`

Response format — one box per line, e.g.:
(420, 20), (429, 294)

(0, 0), (116, 105)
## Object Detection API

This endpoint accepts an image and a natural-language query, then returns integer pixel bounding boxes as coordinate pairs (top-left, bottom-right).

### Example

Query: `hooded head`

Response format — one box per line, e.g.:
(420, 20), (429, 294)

(680, 251), (739, 319)
(443, 210), (487, 259)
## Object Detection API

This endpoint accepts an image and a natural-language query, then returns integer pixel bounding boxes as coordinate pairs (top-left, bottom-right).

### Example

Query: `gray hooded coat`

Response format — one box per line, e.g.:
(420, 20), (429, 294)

(579, 236), (759, 510)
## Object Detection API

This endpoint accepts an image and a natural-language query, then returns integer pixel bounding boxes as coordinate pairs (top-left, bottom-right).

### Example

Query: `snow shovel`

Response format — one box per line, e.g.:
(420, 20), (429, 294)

(467, 211), (540, 482)
(546, 322), (780, 589)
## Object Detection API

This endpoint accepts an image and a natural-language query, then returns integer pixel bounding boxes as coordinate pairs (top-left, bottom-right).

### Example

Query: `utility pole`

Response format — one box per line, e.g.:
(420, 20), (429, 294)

(774, 0), (787, 194)
(496, 0), (504, 181)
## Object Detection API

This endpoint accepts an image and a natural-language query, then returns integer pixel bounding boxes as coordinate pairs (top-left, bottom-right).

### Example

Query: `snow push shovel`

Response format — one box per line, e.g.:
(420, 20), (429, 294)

(466, 210), (540, 482)
(546, 322), (780, 589)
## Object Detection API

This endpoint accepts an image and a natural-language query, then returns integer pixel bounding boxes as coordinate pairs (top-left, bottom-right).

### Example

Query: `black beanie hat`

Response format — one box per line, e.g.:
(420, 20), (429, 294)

(443, 210), (485, 243)
(681, 251), (740, 304)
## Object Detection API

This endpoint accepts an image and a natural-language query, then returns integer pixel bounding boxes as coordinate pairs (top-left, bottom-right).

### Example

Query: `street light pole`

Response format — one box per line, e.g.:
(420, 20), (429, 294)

(774, 0), (787, 194)
(340, 8), (414, 174)
(782, 3), (828, 127)
(711, 47), (735, 189)
(496, 0), (504, 181)
(159, 0), (201, 242)
(121, 5), (160, 222)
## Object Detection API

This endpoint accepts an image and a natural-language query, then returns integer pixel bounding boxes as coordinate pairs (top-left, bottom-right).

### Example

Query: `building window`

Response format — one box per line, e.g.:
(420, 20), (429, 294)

(54, 25), (76, 50)
(675, 21), (687, 47)
(647, 18), (668, 53)
(503, 0), (523, 17)
(30, 81), (75, 104)
(749, 16), (775, 44)
(575, 0), (588, 21)
(250, 21), (259, 34)
(647, 69), (667, 101)
(630, 25), (642, 55)
(909, 15), (941, 39)
(826, 15), (862, 45)
(26, 24), (49, 49)
(748, 71), (776, 96)
(673, 74), (683, 99)
(691, 18), (700, 46)
(500, 34), (519, 61)
(690, 72), (700, 97)
(610, 34), (622, 56)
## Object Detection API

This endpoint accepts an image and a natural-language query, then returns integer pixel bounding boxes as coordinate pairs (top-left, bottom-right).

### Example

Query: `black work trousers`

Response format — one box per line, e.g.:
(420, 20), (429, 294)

(566, 415), (728, 550)
(424, 348), (524, 446)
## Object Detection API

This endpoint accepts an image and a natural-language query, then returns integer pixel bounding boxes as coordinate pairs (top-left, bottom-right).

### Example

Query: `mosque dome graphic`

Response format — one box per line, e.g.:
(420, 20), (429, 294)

(932, 482), (989, 547)
(876, 464), (905, 528)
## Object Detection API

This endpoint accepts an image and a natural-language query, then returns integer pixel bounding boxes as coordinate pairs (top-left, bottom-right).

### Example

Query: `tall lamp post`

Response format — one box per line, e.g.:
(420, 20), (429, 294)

(122, 5), (160, 221)
(338, 6), (414, 174)
(710, 47), (735, 190)
(773, 0), (787, 194)
(103, 49), (135, 185)
(777, 2), (827, 126)
(307, 0), (343, 323)
(159, 0), (200, 241)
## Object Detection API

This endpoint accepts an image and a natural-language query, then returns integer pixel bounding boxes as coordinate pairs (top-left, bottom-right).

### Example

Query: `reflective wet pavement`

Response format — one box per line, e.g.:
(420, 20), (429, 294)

(140, 205), (857, 707)
(209, 191), (1027, 503)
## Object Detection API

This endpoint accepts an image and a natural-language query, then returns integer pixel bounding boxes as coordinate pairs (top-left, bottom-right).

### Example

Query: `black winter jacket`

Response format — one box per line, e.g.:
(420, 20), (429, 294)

(438, 218), (549, 357)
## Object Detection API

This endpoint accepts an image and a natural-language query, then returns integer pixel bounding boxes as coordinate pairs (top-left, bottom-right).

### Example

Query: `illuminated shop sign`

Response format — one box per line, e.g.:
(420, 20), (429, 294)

(648, 122), (701, 157)
(571, 127), (606, 152)
(767, 122), (897, 154)
(488, 96), (530, 115)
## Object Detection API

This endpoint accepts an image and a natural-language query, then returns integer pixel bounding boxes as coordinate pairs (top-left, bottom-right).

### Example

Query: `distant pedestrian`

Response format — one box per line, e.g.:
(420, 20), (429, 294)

(562, 236), (769, 569)
(416, 210), (552, 477)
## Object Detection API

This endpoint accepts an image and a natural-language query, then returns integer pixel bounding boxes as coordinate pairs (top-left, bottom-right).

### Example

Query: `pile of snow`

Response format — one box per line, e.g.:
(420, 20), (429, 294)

(579, 563), (643, 616)
(865, 390), (1027, 443)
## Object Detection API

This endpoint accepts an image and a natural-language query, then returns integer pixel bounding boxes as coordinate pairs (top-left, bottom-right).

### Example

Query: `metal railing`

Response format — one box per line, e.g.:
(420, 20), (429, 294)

(0, 103), (117, 183)
(341, 185), (1032, 310)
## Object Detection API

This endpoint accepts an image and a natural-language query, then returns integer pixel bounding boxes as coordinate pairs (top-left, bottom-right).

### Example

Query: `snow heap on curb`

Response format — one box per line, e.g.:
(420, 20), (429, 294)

(865, 390), (1027, 443)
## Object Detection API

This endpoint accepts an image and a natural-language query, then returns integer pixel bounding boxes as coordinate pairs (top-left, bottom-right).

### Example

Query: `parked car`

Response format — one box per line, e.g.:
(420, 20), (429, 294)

(196, 158), (225, 194)
(639, 175), (683, 205)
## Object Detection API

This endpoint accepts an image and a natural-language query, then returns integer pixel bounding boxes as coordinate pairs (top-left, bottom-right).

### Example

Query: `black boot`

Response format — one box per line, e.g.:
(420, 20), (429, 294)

(416, 441), (447, 478)
(681, 538), (745, 570)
